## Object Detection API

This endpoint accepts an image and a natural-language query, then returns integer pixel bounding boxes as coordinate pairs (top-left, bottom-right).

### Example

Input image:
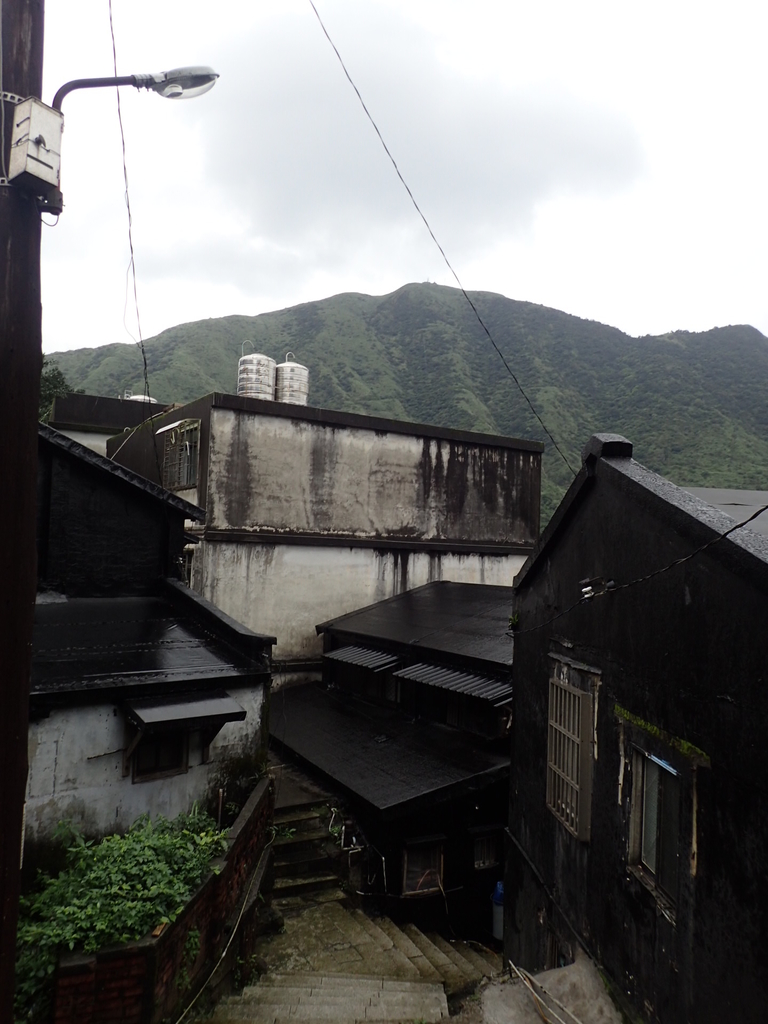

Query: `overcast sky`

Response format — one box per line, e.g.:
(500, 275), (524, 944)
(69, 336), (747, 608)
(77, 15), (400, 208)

(41, 0), (768, 354)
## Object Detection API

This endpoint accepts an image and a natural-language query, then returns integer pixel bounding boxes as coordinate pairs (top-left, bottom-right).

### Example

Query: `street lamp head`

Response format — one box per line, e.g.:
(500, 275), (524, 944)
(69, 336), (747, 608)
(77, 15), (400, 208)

(141, 66), (219, 100)
(51, 67), (220, 111)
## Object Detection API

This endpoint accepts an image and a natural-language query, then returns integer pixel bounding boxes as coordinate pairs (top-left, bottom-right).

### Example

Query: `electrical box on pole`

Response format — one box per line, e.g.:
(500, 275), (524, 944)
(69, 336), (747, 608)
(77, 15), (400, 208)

(8, 97), (64, 195)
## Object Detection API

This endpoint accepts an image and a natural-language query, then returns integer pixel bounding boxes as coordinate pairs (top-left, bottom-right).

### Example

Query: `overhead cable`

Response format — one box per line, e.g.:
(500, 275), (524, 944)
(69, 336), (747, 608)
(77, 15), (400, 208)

(513, 496), (768, 636)
(307, 0), (576, 476)
(108, 0), (163, 482)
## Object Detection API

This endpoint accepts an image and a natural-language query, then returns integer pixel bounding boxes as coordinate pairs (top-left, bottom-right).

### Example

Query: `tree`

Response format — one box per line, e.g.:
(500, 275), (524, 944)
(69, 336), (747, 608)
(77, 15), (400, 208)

(39, 358), (79, 422)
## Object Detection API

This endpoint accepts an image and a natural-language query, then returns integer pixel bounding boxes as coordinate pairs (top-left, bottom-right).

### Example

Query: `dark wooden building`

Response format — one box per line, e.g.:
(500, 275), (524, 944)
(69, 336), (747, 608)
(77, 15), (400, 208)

(271, 580), (515, 937)
(506, 433), (768, 1024)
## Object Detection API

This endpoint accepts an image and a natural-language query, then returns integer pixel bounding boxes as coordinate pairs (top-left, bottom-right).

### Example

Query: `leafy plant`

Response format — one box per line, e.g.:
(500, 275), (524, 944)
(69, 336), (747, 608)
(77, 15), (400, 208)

(269, 824), (296, 841)
(176, 928), (201, 993)
(14, 809), (226, 1022)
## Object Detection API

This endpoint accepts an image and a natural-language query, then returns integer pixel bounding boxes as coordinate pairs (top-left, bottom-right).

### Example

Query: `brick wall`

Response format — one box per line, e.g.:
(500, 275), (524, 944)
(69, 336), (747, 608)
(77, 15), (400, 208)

(51, 778), (273, 1024)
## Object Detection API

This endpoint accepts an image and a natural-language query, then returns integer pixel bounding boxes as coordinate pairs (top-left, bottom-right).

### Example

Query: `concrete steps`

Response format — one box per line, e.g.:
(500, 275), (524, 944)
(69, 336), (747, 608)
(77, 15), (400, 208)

(270, 804), (342, 908)
(241, 899), (504, 1022)
(212, 972), (448, 1024)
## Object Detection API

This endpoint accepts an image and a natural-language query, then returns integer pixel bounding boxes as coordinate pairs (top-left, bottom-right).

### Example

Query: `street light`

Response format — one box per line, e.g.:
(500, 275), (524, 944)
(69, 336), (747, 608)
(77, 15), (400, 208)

(52, 66), (219, 109)
(8, 66), (219, 213)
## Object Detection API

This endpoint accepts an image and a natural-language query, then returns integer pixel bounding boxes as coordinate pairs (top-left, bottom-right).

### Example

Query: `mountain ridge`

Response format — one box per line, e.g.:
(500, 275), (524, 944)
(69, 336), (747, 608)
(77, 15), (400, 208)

(48, 283), (768, 519)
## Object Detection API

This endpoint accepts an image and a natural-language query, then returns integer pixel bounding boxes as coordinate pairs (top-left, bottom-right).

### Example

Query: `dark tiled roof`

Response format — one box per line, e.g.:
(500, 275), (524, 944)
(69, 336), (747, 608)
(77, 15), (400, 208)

(270, 683), (508, 819)
(32, 594), (266, 699)
(318, 581), (514, 669)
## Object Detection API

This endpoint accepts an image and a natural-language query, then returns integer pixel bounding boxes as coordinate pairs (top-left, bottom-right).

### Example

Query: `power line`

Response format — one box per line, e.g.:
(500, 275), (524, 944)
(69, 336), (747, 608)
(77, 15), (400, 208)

(306, 0), (576, 477)
(513, 496), (768, 636)
(107, 0), (163, 484)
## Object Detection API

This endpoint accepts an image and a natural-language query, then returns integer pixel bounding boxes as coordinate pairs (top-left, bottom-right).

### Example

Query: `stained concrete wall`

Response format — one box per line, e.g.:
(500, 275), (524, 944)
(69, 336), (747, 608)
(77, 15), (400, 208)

(192, 541), (525, 660)
(25, 685), (264, 843)
(206, 407), (539, 545)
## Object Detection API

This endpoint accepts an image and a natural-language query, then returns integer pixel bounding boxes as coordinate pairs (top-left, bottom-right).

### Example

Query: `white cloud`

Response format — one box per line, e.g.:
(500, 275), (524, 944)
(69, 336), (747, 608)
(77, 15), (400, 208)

(38, 0), (768, 353)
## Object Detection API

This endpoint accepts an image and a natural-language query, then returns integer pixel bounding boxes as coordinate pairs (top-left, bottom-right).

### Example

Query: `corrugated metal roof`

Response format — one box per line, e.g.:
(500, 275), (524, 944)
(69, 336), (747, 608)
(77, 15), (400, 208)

(324, 645), (400, 672)
(393, 662), (513, 707)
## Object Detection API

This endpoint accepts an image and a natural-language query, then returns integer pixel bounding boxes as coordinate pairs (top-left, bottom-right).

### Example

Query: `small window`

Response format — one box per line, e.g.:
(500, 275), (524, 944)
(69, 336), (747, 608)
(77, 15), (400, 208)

(631, 751), (680, 902)
(473, 833), (500, 870)
(133, 733), (188, 781)
(161, 420), (200, 490)
(546, 658), (595, 841)
(181, 544), (196, 587)
(403, 840), (443, 895)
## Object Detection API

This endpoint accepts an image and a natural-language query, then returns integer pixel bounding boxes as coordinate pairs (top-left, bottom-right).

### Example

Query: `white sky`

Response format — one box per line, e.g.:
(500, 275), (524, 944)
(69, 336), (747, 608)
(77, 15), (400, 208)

(41, 0), (768, 354)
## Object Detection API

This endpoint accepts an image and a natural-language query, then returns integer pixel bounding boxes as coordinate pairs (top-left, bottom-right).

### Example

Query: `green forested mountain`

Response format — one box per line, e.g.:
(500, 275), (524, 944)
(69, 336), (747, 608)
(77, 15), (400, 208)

(49, 283), (768, 520)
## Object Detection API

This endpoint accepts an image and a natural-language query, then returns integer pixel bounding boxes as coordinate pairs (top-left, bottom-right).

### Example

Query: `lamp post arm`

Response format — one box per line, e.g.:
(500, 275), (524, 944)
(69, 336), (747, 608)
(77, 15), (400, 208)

(52, 75), (146, 110)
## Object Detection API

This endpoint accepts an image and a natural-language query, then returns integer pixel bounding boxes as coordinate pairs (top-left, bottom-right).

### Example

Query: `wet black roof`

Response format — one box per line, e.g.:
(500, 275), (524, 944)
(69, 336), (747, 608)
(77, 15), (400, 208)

(32, 594), (267, 701)
(317, 581), (514, 669)
(39, 423), (204, 522)
(270, 684), (508, 819)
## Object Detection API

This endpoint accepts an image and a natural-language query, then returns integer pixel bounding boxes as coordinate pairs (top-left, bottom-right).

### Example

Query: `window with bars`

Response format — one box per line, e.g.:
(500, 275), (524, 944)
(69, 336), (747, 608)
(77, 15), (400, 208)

(161, 420), (200, 490)
(546, 657), (595, 841)
(630, 750), (680, 903)
(473, 832), (501, 870)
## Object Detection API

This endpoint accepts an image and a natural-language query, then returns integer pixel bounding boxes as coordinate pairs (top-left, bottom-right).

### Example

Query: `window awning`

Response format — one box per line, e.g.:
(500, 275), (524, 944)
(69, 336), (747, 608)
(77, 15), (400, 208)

(154, 418), (199, 436)
(124, 691), (246, 733)
(393, 663), (513, 707)
(324, 645), (400, 672)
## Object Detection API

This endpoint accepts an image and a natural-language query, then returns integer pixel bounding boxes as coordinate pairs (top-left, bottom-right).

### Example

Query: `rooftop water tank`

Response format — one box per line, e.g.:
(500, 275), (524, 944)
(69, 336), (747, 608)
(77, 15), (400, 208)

(275, 352), (309, 406)
(237, 347), (276, 400)
(125, 393), (159, 403)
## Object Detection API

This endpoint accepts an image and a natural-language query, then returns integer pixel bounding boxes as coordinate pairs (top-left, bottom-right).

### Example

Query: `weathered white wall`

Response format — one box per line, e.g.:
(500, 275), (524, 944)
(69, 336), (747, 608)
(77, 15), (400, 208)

(193, 541), (525, 660)
(25, 685), (264, 843)
(206, 408), (538, 545)
(57, 429), (110, 457)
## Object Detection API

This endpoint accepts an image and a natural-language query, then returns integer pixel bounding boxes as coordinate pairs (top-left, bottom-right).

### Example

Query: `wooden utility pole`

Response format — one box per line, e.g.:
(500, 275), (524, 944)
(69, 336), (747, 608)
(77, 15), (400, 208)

(0, 0), (45, 1018)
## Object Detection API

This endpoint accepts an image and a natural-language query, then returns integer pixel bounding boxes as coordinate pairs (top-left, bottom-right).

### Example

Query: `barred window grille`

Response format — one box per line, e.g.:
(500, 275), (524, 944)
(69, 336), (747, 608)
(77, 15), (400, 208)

(473, 833), (500, 870)
(162, 421), (200, 490)
(546, 659), (594, 840)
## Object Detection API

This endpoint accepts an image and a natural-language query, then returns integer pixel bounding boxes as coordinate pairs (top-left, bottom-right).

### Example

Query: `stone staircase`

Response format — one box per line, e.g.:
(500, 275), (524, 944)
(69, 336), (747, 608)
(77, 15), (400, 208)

(212, 899), (502, 1023)
(212, 973), (448, 1023)
(270, 804), (340, 905)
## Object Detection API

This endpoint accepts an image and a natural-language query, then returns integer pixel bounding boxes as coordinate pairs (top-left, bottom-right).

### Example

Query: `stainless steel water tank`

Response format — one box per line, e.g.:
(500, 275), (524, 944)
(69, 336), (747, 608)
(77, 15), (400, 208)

(275, 352), (309, 406)
(237, 352), (276, 399)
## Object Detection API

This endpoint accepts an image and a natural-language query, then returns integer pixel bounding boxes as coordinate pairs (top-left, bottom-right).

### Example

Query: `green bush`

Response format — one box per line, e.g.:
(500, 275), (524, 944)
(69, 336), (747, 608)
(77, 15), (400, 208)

(15, 808), (227, 1022)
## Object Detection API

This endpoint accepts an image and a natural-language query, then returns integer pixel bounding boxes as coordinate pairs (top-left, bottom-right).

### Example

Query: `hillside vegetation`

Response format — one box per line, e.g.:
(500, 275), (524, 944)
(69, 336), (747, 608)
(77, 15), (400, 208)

(49, 283), (768, 520)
